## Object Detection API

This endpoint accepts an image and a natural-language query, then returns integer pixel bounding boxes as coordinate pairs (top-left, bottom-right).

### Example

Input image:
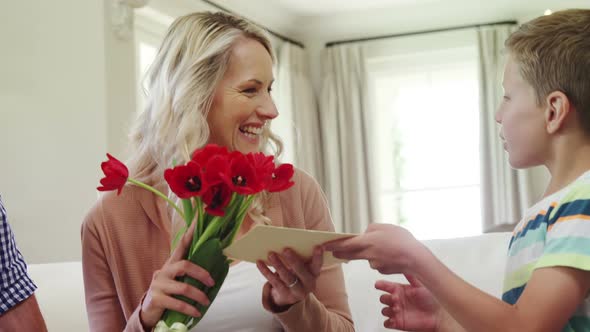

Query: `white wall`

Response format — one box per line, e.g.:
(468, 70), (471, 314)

(0, 0), (138, 264)
(105, 2), (138, 159)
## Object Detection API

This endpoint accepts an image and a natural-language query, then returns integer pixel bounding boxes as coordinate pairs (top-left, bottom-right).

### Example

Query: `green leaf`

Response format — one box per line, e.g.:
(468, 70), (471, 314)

(162, 238), (229, 328)
(187, 256), (229, 329)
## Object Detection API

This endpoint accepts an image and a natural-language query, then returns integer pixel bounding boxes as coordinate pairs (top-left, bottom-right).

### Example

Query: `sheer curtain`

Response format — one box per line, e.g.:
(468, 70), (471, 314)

(272, 41), (325, 185)
(477, 24), (548, 232)
(319, 44), (378, 233)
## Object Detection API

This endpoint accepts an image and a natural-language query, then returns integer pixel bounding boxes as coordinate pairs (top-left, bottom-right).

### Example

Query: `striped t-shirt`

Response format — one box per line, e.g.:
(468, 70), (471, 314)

(502, 171), (590, 331)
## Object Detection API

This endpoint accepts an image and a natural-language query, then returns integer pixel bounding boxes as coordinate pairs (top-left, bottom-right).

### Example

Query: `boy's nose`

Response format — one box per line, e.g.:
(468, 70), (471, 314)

(494, 108), (503, 124)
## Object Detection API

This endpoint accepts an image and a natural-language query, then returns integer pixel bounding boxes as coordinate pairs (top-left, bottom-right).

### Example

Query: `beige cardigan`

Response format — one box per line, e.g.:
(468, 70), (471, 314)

(81, 169), (354, 332)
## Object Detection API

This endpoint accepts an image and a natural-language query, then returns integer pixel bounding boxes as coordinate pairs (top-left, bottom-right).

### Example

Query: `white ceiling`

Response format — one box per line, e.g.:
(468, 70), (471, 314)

(217, 0), (589, 40)
(210, 0), (588, 18)
(153, 0), (590, 44)
(269, 0), (439, 16)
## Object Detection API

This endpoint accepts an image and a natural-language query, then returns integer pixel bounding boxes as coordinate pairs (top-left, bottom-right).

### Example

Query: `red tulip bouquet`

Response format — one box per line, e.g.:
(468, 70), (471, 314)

(97, 144), (295, 331)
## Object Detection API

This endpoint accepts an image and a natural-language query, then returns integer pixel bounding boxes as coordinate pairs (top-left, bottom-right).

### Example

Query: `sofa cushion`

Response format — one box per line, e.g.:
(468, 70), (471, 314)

(342, 232), (512, 331)
(28, 261), (88, 331)
(26, 232), (512, 332)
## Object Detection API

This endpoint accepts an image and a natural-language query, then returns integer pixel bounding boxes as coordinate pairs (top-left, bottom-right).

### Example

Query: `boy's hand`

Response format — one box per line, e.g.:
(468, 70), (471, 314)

(324, 223), (427, 275)
(377, 275), (444, 331)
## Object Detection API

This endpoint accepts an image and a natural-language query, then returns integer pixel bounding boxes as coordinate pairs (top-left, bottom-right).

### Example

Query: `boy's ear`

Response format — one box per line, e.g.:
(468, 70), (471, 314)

(545, 91), (571, 134)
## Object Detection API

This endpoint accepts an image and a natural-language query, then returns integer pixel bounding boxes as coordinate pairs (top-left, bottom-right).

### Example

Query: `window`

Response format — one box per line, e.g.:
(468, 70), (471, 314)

(136, 41), (157, 112)
(367, 31), (482, 239)
(134, 8), (172, 114)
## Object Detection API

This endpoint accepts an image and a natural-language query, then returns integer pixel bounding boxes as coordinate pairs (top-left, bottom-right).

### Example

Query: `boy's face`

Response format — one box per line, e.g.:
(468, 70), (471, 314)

(495, 56), (548, 169)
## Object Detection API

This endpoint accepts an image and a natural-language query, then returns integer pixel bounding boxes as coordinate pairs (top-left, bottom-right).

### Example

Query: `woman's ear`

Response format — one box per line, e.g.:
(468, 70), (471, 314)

(545, 91), (571, 134)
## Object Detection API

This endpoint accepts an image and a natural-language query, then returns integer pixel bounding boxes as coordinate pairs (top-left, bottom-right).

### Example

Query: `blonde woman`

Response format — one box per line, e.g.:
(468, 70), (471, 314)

(81, 12), (354, 332)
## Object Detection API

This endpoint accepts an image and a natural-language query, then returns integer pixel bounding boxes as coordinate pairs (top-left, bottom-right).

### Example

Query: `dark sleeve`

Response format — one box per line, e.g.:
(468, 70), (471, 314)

(0, 196), (37, 315)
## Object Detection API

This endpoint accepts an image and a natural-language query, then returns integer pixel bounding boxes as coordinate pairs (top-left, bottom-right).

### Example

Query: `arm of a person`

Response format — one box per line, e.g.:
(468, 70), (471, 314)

(0, 197), (48, 331)
(272, 171), (355, 332)
(81, 203), (146, 332)
(413, 247), (590, 332)
(0, 294), (48, 331)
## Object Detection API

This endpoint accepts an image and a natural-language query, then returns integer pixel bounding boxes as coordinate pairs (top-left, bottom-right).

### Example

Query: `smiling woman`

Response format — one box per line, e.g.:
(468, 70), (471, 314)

(81, 11), (354, 332)
(207, 38), (279, 154)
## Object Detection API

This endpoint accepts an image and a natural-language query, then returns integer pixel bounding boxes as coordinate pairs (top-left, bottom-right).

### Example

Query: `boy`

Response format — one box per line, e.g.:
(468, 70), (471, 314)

(325, 9), (590, 332)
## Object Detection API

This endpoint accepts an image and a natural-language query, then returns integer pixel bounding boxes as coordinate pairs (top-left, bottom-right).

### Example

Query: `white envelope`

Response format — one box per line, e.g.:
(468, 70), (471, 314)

(223, 225), (356, 265)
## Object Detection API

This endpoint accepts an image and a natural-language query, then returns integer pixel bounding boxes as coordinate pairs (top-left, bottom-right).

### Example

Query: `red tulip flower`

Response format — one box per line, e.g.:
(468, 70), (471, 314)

(202, 183), (232, 216)
(222, 153), (264, 195)
(192, 144), (229, 166)
(97, 153), (129, 195)
(267, 164), (295, 192)
(164, 161), (207, 199)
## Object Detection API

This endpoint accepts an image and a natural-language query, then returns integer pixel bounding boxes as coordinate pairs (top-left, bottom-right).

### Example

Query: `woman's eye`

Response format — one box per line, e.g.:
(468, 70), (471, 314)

(242, 88), (257, 94)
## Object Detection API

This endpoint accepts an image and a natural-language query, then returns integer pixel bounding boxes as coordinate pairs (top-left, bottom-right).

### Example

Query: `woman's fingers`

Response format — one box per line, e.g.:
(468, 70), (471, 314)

(160, 260), (215, 287)
(268, 253), (299, 285)
(155, 278), (211, 307)
(308, 246), (324, 277)
(276, 250), (313, 292)
(256, 260), (290, 295)
(151, 291), (202, 318)
(257, 248), (326, 308)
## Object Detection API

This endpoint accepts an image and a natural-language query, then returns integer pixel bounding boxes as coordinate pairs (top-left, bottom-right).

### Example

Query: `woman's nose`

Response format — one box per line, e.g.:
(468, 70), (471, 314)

(257, 97), (279, 120)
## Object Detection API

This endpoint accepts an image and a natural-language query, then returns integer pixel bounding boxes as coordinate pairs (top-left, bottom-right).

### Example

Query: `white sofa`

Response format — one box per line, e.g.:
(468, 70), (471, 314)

(28, 232), (512, 332)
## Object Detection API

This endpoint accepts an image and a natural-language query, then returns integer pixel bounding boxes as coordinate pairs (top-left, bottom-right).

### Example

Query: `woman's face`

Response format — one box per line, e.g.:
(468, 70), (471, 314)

(207, 38), (278, 154)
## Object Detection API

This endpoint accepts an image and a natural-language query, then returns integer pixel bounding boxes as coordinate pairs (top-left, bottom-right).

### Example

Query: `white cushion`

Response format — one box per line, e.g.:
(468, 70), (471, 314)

(28, 261), (88, 331)
(27, 232), (512, 332)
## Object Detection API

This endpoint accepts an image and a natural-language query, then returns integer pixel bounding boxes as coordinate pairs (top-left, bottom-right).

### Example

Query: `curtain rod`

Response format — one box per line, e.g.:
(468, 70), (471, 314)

(201, 0), (305, 49)
(326, 20), (518, 47)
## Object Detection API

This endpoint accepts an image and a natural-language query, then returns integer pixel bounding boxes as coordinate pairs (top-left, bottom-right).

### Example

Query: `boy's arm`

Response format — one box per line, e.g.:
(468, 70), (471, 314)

(414, 247), (590, 332)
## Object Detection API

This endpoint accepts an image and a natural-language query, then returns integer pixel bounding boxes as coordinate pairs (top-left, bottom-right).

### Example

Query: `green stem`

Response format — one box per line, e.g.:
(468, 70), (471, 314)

(219, 194), (244, 238)
(127, 178), (185, 220)
(194, 198), (204, 239)
(222, 195), (255, 248)
(190, 217), (223, 257)
(182, 199), (194, 228)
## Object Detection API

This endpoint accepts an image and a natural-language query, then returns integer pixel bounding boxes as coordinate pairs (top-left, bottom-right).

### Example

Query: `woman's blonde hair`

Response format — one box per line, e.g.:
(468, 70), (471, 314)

(505, 9), (590, 134)
(127, 11), (283, 225)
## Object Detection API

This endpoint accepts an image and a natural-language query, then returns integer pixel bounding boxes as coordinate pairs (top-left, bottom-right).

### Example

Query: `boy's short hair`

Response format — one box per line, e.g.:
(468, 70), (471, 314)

(505, 9), (590, 134)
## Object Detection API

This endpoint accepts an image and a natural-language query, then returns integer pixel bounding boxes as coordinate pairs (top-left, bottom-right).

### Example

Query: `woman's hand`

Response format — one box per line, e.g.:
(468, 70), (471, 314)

(256, 246), (324, 311)
(140, 222), (216, 328)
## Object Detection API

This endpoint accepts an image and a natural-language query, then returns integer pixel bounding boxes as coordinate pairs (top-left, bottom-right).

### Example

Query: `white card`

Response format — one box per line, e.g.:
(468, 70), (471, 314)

(223, 225), (356, 265)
